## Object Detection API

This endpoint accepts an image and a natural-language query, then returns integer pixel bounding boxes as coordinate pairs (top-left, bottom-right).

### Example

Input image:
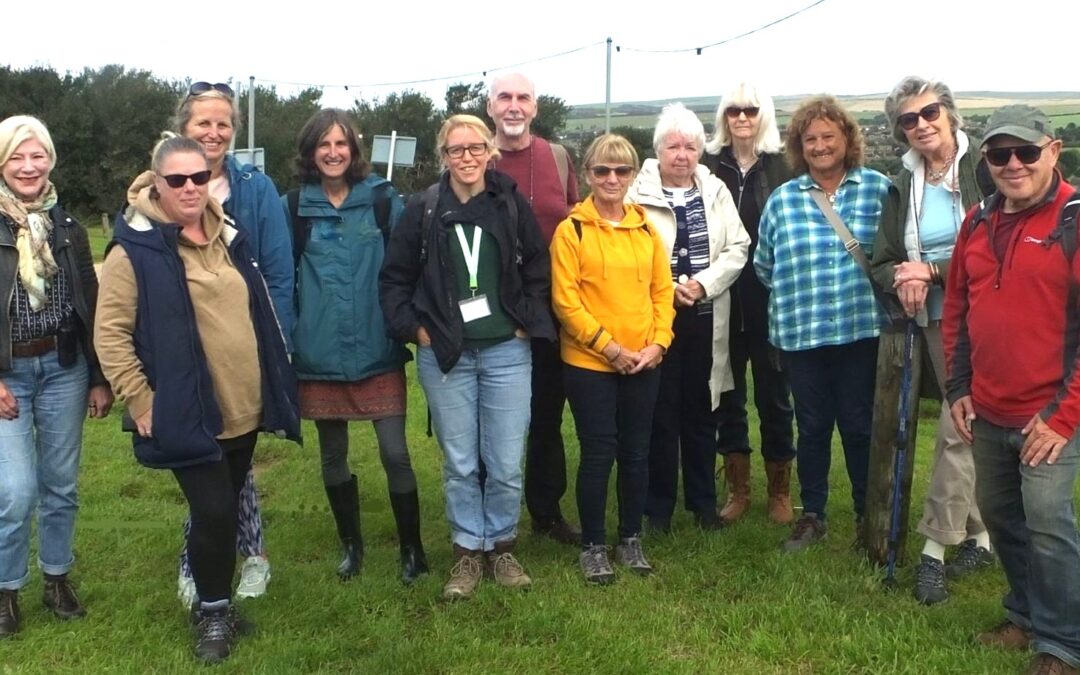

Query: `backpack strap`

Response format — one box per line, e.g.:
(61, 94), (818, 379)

(286, 189), (308, 268)
(418, 184), (440, 264)
(550, 142), (570, 205)
(372, 183), (393, 246)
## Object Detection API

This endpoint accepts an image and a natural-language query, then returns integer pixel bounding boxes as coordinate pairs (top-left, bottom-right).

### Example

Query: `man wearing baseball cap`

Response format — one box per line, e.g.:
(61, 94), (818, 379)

(944, 104), (1079, 674)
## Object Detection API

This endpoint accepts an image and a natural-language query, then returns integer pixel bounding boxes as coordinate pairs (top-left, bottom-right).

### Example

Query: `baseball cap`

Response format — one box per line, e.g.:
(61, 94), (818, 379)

(981, 105), (1054, 146)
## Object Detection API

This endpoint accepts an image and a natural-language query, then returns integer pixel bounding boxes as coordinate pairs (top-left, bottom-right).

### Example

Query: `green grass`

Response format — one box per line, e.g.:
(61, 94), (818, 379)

(1, 365), (1068, 673)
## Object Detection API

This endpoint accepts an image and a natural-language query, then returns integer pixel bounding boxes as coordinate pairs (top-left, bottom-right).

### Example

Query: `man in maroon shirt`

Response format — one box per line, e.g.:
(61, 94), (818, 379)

(487, 73), (581, 544)
(944, 105), (1079, 675)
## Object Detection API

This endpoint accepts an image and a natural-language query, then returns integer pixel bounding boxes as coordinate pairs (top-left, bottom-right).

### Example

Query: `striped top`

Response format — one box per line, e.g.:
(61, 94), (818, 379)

(9, 226), (73, 342)
(664, 186), (712, 315)
(754, 166), (891, 351)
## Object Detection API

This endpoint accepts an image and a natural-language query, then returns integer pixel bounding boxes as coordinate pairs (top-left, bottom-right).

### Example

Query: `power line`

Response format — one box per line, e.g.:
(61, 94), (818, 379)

(260, 41), (607, 91)
(617, 0), (827, 54)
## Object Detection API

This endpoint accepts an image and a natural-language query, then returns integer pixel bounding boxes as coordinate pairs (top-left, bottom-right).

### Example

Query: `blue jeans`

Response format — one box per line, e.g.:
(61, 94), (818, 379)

(972, 418), (1080, 667)
(417, 338), (531, 552)
(781, 339), (877, 520)
(0, 352), (89, 590)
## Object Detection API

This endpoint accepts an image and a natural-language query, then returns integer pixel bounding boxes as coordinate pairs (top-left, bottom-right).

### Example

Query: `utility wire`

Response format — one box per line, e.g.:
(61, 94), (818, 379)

(617, 0), (827, 54)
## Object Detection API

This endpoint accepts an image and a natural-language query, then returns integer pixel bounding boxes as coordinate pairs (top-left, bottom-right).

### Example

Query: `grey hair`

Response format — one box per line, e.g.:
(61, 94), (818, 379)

(150, 132), (207, 174)
(652, 103), (706, 157)
(705, 82), (782, 155)
(488, 72), (536, 100)
(884, 76), (963, 146)
(171, 89), (242, 137)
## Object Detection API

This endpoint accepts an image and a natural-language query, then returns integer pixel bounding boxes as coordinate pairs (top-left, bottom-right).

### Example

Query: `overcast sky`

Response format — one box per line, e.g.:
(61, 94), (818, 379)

(6, 0), (1078, 110)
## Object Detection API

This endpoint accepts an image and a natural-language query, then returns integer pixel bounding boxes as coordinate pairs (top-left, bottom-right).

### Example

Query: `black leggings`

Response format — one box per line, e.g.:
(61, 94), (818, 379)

(316, 416), (417, 493)
(170, 432), (257, 604)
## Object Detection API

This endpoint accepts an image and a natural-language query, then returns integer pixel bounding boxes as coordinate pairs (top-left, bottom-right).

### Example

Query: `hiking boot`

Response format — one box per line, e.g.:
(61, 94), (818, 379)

(851, 515), (867, 553)
(694, 509), (725, 531)
(1026, 654), (1080, 675)
(443, 547), (483, 600)
(913, 555), (948, 605)
(177, 573), (198, 610)
(580, 545), (615, 585)
(0, 590), (18, 638)
(783, 513), (827, 553)
(42, 574), (86, 620)
(236, 555), (271, 598)
(615, 536), (653, 576)
(719, 453), (751, 524)
(532, 517), (582, 547)
(764, 460), (794, 524)
(190, 604), (255, 637)
(487, 543), (532, 589)
(193, 607), (235, 664)
(946, 539), (993, 579)
(976, 619), (1033, 650)
(646, 515), (672, 535)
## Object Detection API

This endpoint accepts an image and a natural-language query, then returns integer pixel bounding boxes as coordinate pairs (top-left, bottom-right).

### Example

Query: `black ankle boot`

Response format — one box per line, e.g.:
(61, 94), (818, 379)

(0, 590), (19, 638)
(325, 475), (363, 580)
(389, 490), (429, 585)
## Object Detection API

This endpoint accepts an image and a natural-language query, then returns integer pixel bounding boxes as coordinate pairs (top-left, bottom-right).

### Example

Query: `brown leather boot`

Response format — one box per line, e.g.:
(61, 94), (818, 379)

(764, 460), (794, 524)
(719, 453), (751, 524)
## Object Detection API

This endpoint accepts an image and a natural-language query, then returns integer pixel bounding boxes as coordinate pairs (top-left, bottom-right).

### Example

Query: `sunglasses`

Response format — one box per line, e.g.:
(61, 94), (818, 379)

(159, 171), (212, 188)
(444, 143), (488, 159)
(983, 141), (1054, 167)
(187, 81), (235, 99)
(725, 106), (760, 119)
(589, 165), (634, 178)
(897, 102), (942, 131)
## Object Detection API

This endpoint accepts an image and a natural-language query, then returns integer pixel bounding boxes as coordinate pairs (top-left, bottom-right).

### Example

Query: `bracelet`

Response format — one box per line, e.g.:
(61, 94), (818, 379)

(607, 344), (622, 362)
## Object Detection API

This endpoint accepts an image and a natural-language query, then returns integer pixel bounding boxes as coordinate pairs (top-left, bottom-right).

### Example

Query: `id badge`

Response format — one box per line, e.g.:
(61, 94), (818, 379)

(459, 294), (492, 323)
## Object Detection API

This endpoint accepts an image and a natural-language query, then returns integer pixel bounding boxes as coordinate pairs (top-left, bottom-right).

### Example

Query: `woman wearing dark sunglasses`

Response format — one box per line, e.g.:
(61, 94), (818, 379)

(95, 135), (299, 662)
(871, 76), (995, 606)
(550, 134), (674, 584)
(170, 82), (295, 607)
(380, 115), (554, 600)
(703, 82), (796, 527)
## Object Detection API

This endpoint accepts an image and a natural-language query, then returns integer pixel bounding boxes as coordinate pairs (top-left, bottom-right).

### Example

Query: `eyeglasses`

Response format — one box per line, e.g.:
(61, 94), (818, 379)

(983, 141), (1054, 167)
(589, 165), (634, 179)
(444, 143), (488, 159)
(187, 82), (235, 99)
(159, 171), (212, 188)
(725, 106), (760, 119)
(897, 102), (942, 131)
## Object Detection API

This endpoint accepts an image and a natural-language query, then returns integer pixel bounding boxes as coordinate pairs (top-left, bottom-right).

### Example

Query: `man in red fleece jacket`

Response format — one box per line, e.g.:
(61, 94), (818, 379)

(944, 104), (1079, 675)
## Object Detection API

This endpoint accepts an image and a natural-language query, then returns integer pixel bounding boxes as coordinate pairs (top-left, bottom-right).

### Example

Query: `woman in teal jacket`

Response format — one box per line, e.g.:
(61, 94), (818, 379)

(285, 109), (426, 584)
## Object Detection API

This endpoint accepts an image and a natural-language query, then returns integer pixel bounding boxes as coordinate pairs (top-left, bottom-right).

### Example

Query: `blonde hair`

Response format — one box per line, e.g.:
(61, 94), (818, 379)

(706, 82), (782, 155)
(436, 114), (500, 168)
(583, 133), (639, 170)
(172, 89), (242, 136)
(0, 115), (56, 169)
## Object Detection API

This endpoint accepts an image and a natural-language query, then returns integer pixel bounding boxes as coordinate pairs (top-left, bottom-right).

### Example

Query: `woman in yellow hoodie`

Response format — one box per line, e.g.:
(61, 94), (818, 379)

(550, 134), (674, 585)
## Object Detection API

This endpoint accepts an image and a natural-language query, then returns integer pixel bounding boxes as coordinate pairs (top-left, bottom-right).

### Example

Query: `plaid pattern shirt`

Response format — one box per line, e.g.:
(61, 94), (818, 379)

(754, 166), (891, 351)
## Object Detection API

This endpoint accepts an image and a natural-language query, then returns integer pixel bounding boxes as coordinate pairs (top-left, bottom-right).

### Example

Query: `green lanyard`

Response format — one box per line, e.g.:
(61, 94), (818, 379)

(454, 224), (482, 295)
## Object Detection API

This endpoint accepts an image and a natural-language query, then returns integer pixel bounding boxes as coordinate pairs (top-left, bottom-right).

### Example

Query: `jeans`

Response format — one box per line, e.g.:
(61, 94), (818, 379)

(565, 364), (661, 547)
(972, 418), (1080, 667)
(647, 309), (718, 518)
(417, 337), (531, 552)
(171, 432), (256, 604)
(715, 329), (795, 461)
(0, 352), (89, 590)
(525, 337), (569, 524)
(781, 338), (877, 520)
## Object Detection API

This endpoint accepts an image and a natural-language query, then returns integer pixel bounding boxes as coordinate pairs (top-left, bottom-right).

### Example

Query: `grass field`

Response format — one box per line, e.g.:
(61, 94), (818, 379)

(3, 364), (1074, 674)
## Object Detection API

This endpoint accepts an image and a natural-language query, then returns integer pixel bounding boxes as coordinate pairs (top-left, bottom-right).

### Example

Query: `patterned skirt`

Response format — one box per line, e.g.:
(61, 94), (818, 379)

(298, 369), (407, 421)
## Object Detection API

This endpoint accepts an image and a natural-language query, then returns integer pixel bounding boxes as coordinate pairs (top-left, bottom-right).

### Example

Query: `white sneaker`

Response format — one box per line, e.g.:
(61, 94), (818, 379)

(235, 555), (271, 599)
(177, 573), (198, 610)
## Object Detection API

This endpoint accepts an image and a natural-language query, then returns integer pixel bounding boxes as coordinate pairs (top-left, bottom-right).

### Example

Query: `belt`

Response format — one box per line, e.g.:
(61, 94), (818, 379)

(11, 335), (57, 358)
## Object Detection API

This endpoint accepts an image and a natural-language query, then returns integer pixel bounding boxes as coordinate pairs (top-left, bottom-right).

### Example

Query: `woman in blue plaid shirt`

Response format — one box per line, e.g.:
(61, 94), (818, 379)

(753, 95), (892, 553)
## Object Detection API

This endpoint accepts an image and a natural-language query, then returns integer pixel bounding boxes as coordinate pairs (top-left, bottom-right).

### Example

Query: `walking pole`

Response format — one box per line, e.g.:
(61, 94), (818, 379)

(884, 319), (917, 587)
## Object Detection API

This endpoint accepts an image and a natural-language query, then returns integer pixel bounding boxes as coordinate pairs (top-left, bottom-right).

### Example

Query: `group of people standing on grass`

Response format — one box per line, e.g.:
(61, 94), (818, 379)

(0, 72), (1076, 673)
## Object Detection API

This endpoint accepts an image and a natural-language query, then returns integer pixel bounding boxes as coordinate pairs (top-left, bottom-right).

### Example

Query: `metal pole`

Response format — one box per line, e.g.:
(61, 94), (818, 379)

(387, 130), (398, 182)
(248, 76), (255, 150)
(605, 38), (612, 133)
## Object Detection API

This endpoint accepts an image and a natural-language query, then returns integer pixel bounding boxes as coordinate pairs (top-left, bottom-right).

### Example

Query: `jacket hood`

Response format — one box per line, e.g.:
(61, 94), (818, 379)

(630, 158), (721, 206)
(124, 170), (228, 244)
(568, 194), (649, 230)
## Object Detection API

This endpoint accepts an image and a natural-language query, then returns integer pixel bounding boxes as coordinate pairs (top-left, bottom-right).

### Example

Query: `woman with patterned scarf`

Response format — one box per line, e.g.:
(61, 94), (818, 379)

(0, 115), (114, 639)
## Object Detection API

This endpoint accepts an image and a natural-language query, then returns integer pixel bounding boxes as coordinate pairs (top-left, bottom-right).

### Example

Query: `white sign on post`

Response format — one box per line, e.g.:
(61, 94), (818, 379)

(370, 133), (417, 182)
